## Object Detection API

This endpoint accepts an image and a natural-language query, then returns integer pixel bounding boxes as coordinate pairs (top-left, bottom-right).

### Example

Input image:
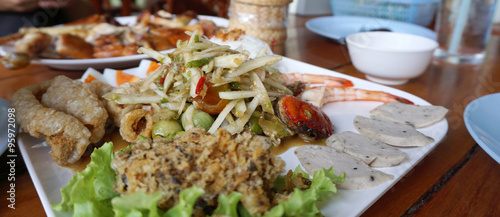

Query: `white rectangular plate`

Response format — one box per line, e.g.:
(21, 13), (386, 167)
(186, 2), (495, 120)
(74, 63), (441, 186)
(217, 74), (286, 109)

(18, 57), (448, 217)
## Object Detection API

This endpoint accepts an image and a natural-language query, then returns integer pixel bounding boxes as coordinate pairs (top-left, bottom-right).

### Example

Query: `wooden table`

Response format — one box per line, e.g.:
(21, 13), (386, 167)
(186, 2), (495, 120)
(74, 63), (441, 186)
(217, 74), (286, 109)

(1, 15), (500, 217)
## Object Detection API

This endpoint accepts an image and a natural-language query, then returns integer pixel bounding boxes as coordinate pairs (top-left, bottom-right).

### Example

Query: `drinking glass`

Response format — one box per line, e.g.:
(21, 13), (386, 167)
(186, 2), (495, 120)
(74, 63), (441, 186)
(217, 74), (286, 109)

(434, 0), (498, 64)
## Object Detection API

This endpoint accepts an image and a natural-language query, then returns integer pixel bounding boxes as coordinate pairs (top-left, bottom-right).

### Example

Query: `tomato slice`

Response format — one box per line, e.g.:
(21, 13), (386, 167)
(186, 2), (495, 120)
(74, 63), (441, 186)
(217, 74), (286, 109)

(193, 82), (230, 114)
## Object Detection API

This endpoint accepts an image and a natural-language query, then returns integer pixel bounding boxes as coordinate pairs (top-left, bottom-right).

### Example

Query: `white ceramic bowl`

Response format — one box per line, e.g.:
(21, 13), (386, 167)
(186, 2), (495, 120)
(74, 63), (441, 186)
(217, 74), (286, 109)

(346, 31), (438, 85)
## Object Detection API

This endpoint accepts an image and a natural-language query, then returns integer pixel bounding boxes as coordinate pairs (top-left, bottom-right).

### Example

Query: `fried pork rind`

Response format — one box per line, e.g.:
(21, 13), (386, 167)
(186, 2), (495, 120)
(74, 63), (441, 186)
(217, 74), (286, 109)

(112, 128), (285, 216)
(88, 79), (120, 124)
(12, 75), (113, 165)
(12, 77), (92, 165)
(87, 79), (116, 100)
(41, 76), (108, 144)
(119, 109), (153, 143)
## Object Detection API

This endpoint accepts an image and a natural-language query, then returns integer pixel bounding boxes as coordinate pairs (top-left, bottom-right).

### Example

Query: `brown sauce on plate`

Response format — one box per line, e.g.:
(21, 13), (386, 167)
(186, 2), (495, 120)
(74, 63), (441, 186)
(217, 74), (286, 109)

(271, 135), (325, 155)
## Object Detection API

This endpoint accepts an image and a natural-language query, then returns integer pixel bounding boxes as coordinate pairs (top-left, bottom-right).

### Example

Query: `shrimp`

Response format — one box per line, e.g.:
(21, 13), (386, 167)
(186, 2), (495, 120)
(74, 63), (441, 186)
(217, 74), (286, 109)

(279, 72), (354, 87)
(300, 86), (414, 108)
(274, 73), (412, 139)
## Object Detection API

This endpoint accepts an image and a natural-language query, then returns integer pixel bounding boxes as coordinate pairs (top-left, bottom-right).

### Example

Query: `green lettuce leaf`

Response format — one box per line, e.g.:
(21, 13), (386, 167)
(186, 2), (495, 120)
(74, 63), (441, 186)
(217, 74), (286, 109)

(290, 166), (309, 179)
(323, 167), (345, 184)
(266, 166), (345, 217)
(112, 190), (163, 217)
(52, 142), (119, 217)
(163, 186), (205, 217)
(272, 166), (317, 193)
(212, 191), (243, 217)
(236, 203), (253, 217)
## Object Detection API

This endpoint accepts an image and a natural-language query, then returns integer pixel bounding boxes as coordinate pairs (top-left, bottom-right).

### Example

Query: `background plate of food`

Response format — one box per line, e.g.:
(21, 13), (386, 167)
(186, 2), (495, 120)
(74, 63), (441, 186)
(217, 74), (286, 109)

(0, 12), (229, 70)
(14, 36), (448, 217)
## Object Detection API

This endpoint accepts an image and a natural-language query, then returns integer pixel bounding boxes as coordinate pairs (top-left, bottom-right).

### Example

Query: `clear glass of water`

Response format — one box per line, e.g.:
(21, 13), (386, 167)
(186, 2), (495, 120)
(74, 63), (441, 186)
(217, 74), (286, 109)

(434, 0), (498, 64)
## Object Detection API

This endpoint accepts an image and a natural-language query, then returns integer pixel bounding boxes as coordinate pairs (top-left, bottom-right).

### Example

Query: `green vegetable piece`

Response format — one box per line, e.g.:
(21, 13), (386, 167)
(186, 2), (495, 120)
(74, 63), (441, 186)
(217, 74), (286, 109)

(52, 142), (118, 217)
(173, 54), (182, 63)
(52, 174), (78, 212)
(252, 110), (261, 117)
(281, 188), (320, 216)
(164, 186), (205, 217)
(194, 34), (200, 43)
(212, 191), (243, 217)
(186, 57), (213, 68)
(229, 82), (242, 89)
(112, 190), (163, 217)
(174, 131), (185, 138)
(263, 202), (284, 217)
(139, 135), (148, 141)
(264, 65), (280, 74)
(181, 109), (214, 132)
(267, 166), (344, 217)
(152, 120), (184, 140)
(265, 102), (273, 111)
(323, 167), (345, 184)
(193, 110), (214, 131)
(117, 144), (134, 155)
(273, 166), (309, 193)
(259, 114), (294, 139)
(237, 203), (254, 217)
(247, 116), (263, 135)
(180, 110), (191, 130)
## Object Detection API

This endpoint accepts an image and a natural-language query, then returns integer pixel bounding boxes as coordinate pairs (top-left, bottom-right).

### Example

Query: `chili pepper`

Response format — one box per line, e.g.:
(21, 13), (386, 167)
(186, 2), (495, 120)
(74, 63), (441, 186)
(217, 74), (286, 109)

(195, 76), (206, 95)
(159, 75), (166, 85)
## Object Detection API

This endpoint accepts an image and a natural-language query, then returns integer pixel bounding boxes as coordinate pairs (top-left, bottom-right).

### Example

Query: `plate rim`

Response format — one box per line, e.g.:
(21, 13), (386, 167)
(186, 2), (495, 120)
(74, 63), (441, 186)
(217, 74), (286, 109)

(305, 15), (437, 41)
(464, 93), (500, 164)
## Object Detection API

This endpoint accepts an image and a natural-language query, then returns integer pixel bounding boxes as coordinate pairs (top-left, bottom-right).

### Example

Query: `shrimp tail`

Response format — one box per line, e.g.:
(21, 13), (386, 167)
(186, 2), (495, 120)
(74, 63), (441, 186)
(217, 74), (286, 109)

(300, 86), (414, 108)
(394, 96), (414, 105)
(280, 72), (354, 88)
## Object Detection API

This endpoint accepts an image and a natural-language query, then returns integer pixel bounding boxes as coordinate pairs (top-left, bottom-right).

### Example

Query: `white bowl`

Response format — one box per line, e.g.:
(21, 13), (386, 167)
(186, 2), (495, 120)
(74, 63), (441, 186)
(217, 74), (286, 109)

(346, 31), (438, 85)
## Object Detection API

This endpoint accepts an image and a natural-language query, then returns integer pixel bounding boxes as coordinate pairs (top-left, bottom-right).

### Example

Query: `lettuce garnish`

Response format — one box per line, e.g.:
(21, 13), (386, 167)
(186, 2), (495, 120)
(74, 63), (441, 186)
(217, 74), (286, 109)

(164, 186), (205, 217)
(213, 191), (243, 217)
(112, 190), (163, 217)
(52, 143), (344, 217)
(52, 142), (118, 217)
(266, 166), (345, 217)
